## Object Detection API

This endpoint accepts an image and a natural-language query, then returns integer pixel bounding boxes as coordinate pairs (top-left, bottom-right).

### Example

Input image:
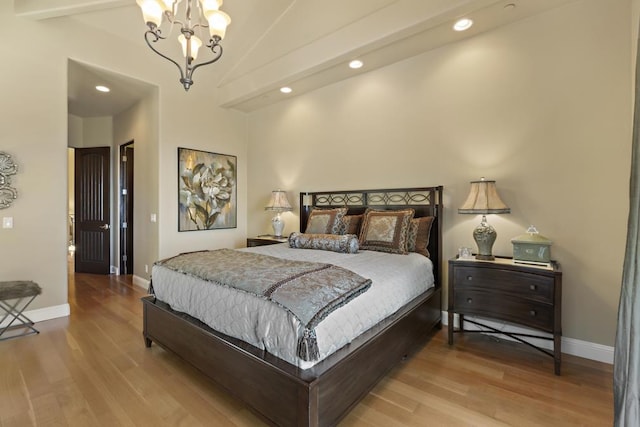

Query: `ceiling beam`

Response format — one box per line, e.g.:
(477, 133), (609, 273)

(15, 0), (131, 20)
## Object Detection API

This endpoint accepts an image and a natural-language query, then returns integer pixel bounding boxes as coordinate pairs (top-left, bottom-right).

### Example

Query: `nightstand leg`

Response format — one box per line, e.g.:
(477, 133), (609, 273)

(448, 311), (454, 344)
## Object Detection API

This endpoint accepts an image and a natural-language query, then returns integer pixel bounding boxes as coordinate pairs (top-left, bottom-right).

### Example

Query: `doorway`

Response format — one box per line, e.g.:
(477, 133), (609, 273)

(120, 142), (134, 275)
(67, 60), (157, 282)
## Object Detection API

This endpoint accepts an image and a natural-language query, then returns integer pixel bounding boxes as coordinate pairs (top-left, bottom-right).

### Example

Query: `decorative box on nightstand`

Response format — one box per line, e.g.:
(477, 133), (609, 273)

(246, 235), (288, 247)
(447, 256), (563, 375)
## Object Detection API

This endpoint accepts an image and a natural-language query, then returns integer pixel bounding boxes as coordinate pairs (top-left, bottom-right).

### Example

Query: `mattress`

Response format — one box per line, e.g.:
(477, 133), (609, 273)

(151, 243), (434, 369)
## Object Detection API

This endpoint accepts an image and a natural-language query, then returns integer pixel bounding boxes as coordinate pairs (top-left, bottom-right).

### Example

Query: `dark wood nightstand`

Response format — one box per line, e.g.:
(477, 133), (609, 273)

(246, 236), (288, 247)
(447, 257), (563, 375)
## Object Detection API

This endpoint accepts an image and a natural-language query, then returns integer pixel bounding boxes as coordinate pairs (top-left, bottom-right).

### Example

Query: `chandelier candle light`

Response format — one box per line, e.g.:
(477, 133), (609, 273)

(136, 0), (231, 91)
(265, 190), (293, 237)
(458, 178), (510, 260)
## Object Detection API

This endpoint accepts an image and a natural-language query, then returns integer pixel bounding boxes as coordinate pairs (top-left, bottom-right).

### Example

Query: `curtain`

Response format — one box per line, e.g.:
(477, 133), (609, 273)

(614, 20), (640, 426)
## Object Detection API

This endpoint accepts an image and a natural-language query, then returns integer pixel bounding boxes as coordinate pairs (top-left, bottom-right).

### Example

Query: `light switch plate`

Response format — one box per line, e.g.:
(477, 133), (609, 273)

(2, 217), (13, 228)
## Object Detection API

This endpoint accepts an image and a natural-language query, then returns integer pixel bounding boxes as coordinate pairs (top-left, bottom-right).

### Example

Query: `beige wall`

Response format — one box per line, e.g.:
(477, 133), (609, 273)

(247, 0), (632, 347)
(0, 3), (248, 311)
(68, 115), (113, 148)
(156, 87), (249, 259)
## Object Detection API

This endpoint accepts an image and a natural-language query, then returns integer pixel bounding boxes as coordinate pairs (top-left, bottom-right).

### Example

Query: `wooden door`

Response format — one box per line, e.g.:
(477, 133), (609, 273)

(120, 143), (134, 275)
(74, 147), (111, 274)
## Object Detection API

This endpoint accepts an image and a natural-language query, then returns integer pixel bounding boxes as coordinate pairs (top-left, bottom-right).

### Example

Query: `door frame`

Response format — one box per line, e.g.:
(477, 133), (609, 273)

(119, 142), (134, 275)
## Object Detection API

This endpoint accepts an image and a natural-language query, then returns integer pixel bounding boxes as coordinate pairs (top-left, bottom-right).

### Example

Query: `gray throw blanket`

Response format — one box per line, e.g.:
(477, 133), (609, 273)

(154, 249), (372, 361)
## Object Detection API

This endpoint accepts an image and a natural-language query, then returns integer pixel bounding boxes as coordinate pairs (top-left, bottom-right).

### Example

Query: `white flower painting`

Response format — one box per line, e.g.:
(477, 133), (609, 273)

(178, 147), (236, 231)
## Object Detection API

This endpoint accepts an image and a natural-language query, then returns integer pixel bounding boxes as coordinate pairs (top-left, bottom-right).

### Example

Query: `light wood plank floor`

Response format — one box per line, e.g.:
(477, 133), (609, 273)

(0, 272), (613, 426)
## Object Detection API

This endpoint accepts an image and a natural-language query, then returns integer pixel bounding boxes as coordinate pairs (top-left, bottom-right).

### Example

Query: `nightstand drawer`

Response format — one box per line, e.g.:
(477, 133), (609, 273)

(247, 237), (288, 247)
(454, 290), (554, 331)
(453, 265), (554, 303)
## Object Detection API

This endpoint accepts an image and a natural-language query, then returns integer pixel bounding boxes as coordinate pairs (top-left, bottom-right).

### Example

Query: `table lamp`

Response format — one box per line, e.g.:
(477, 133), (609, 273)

(265, 190), (292, 237)
(458, 178), (510, 260)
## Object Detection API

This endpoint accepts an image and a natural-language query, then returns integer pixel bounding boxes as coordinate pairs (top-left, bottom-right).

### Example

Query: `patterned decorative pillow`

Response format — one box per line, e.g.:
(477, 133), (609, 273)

(305, 207), (348, 234)
(288, 232), (359, 254)
(338, 214), (363, 235)
(406, 216), (434, 257)
(358, 208), (415, 254)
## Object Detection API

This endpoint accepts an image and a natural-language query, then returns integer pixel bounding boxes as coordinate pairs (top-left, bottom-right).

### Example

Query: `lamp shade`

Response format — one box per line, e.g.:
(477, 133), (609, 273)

(200, 0), (223, 13)
(206, 10), (231, 39)
(265, 190), (292, 212)
(137, 0), (164, 27)
(178, 34), (202, 60)
(458, 179), (510, 214)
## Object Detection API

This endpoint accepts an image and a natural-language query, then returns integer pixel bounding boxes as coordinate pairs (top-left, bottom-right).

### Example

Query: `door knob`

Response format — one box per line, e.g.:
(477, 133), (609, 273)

(99, 224), (110, 230)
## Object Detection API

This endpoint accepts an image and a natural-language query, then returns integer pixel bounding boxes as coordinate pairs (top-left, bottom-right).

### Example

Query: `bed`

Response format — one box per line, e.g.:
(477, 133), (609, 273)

(142, 186), (443, 426)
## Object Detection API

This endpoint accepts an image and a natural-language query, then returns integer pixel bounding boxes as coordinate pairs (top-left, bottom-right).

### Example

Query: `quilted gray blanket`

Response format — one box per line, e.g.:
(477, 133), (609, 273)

(155, 249), (372, 361)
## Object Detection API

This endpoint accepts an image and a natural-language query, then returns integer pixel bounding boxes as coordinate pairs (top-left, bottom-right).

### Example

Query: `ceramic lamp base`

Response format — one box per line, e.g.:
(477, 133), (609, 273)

(473, 216), (496, 261)
(271, 213), (285, 237)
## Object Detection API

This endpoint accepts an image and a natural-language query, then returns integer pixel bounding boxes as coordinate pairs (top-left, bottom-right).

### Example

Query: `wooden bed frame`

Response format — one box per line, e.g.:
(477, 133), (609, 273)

(142, 186), (443, 426)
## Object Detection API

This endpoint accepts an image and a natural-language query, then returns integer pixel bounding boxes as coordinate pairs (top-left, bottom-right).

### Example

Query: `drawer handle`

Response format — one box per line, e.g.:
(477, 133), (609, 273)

(466, 276), (473, 281)
(529, 310), (537, 316)
(467, 298), (473, 304)
(530, 284), (537, 291)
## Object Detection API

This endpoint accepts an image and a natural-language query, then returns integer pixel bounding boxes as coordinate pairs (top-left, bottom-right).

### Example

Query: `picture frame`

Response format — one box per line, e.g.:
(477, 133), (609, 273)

(178, 147), (237, 231)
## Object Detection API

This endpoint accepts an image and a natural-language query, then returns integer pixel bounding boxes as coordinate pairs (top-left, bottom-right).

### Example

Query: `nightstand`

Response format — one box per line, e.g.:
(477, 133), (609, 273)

(246, 236), (288, 247)
(447, 257), (562, 375)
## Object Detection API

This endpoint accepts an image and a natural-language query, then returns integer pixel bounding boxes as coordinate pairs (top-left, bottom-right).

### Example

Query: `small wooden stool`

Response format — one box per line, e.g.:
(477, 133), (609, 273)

(0, 281), (42, 341)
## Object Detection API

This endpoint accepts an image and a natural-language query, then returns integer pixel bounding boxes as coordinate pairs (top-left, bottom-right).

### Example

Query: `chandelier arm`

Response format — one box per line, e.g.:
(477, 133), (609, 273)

(168, 17), (184, 27)
(191, 22), (208, 31)
(188, 42), (223, 80)
(143, 30), (187, 83)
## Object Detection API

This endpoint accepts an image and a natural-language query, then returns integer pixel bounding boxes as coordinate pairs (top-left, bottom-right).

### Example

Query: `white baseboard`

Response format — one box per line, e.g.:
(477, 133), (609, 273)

(2, 304), (612, 365)
(1, 303), (70, 327)
(442, 311), (614, 365)
(132, 275), (150, 292)
(561, 336), (614, 364)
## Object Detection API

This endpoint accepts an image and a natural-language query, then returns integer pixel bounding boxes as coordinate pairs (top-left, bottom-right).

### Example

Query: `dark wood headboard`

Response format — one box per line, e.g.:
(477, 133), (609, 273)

(299, 186), (444, 286)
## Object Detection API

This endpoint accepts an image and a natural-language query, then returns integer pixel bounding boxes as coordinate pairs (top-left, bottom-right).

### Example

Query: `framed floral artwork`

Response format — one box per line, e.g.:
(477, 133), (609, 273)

(178, 147), (237, 231)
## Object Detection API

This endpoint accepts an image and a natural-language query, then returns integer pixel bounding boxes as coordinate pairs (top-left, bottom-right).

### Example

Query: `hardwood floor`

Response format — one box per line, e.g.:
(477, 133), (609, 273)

(0, 271), (613, 426)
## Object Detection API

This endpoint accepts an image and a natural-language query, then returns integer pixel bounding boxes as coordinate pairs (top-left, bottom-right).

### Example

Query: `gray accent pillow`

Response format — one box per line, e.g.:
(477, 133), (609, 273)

(289, 232), (359, 254)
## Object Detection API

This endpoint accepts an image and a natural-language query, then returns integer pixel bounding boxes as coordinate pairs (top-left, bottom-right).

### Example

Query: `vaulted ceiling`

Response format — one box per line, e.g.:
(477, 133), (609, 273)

(15, 0), (576, 116)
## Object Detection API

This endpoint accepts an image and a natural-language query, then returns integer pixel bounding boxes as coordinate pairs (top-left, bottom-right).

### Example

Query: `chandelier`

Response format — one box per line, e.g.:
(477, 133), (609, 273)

(136, 0), (231, 91)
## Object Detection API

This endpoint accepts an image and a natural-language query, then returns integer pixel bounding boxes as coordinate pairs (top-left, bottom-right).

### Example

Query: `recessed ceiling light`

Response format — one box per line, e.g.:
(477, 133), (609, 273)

(280, 87), (292, 94)
(95, 85), (110, 93)
(453, 18), (473, 32)
(349, 60), (363, 69)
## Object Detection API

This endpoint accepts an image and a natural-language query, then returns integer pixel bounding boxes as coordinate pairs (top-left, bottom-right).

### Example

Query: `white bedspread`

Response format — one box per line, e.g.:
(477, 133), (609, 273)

(151, 243), (434, 369)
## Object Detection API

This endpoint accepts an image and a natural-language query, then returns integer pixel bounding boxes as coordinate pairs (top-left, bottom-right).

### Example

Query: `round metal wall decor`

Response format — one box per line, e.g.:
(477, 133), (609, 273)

(0, 152), (18, 209)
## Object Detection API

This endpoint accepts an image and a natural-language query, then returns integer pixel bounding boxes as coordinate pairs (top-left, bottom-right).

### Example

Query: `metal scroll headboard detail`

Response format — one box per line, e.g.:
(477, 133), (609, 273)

(0, 152), (18, 209)
(313, 190), (433, 208)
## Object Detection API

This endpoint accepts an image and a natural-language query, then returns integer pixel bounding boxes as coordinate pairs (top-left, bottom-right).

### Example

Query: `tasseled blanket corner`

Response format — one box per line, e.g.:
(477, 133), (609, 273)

(297, 328), (320, 361)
